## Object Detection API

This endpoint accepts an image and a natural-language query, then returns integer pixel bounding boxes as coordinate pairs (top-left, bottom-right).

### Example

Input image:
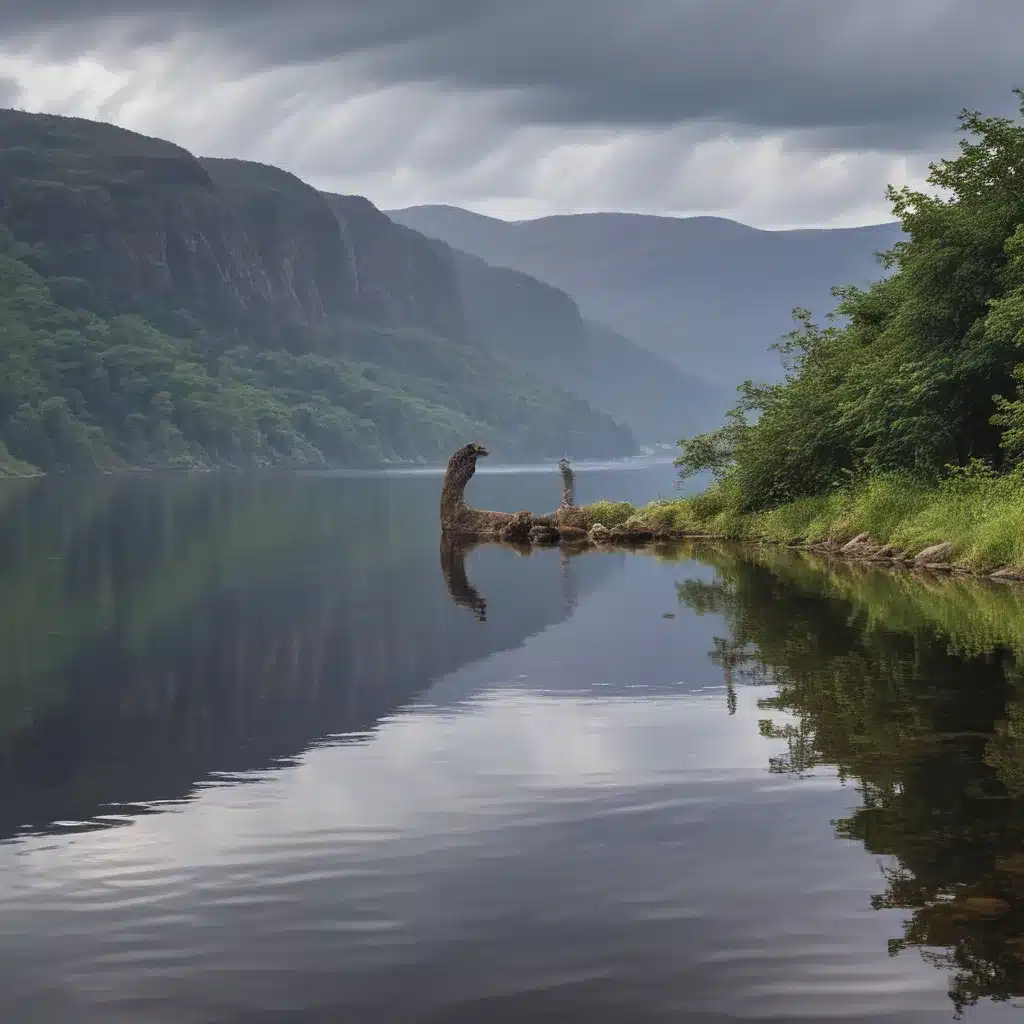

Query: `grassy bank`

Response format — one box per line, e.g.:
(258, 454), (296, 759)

(580, 467), (1024, 574)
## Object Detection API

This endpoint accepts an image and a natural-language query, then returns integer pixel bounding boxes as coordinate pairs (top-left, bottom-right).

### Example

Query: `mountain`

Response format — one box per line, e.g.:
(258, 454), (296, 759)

(449, 247), (721, 442)
(321, 192), (467, 342)
(0, 109), (633, 472)
(387, 205), (905, 386)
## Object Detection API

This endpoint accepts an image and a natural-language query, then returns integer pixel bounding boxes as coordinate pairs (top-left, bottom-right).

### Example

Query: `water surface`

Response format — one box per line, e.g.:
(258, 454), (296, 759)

(1, 466), (1023, 1021)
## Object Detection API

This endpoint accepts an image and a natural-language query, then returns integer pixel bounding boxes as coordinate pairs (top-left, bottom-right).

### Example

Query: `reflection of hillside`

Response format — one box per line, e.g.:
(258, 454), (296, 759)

(0, 476), (616, 841)
(672, 542), (1024, 1014)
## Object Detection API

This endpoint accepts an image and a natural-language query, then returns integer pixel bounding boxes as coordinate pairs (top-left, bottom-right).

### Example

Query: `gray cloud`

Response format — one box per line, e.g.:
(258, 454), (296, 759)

(0, 1), (1021, 224)
(4, 1), (1023, 143)
(0, 75), (20, 108)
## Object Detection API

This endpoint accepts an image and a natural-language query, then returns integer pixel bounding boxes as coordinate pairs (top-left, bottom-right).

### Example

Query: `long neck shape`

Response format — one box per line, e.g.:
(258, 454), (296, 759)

(440, 448), (479, 524)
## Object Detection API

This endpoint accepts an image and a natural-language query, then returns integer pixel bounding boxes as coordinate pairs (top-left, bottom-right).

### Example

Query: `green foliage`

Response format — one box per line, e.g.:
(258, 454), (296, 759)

(0, 227), (630, 471)
(582, 460), (1024, 571)
(581, 499), (635, 528)
(674, 404), (750, 482)
(0, 108), (634, 470)
(678, 91), (1024, 510)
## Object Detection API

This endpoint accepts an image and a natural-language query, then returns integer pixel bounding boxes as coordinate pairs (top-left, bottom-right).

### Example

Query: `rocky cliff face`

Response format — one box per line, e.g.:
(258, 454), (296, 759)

(200, 158), (359, 333)
(0, 109), (636, 467)
(323, 193), (467, 343)
(0, 110), (469, 350)
(454, 248), (587, 368)
(0, 111), (325, 336)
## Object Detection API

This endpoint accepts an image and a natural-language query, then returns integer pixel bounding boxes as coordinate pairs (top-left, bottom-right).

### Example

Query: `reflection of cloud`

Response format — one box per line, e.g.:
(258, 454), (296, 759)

(0, 687), (950, 1021)
(13, 688), (807, 878)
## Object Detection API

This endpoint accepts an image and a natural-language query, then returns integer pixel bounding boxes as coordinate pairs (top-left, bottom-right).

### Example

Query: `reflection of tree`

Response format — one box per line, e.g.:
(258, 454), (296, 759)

(675, 544), (1024, 1015)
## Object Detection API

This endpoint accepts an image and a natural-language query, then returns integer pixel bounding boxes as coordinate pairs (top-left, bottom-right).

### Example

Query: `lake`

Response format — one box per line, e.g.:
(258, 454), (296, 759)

(1, 463), (1023, 1022)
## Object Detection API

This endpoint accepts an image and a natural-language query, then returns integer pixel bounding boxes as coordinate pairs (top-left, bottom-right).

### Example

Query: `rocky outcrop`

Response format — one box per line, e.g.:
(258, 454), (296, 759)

(200, 159), (360, 332)
(0, 110), (471, 351)
(323, 193), (467, 342)
(915, 541), (953, 565)
(0, 112), (346, 336)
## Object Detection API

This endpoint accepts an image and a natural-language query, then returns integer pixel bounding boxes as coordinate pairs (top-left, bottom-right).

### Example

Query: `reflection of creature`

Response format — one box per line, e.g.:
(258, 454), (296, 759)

(558, 457), (576, 509)
(560, 548), (579, 612)
(439, 534), (489, 621)
(440, 531), (587, 621)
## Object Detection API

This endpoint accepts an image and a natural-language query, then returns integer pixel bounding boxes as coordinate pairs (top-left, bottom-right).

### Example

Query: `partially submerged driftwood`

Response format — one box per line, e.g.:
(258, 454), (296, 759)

(440, 446), (1024, 598)
(439, 442), (587, 545)
(439, 442), (658, 547)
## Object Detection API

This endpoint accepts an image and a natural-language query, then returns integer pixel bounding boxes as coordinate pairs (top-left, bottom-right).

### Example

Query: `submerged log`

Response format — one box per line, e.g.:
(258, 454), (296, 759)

(439, 442), (559, 539)
(439, 444), (662, 546)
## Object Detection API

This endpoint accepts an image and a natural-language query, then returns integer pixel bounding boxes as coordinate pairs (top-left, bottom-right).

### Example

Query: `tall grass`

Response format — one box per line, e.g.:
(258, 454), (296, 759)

(581, 467), (1024, 571)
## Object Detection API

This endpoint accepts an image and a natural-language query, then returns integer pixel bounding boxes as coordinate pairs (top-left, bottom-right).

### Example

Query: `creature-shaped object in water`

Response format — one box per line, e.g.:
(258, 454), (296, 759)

(440, 442), (559, 538)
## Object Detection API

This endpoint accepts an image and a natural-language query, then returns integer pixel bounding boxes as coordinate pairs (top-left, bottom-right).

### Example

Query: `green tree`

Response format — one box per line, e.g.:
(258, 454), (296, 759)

(680, 91), (1024, 510)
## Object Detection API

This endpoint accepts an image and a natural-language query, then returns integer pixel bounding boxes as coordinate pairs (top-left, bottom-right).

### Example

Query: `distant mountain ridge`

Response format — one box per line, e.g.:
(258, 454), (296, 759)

(387, 205), (904, 386)
(448, 246), (719, 441)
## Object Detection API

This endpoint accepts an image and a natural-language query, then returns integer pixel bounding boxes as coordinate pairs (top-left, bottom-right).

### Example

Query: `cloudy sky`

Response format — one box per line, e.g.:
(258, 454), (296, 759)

(0, 0), (1021, 227)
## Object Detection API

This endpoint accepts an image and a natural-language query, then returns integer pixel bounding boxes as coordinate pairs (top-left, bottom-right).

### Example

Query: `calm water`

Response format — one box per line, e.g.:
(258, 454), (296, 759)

(2, 464), (1024, 1022)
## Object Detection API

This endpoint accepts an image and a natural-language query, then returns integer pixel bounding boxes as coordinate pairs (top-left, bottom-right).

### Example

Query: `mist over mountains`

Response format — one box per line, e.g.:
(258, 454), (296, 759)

(0, 107), (903, 473)
(388, 206), (904, 387)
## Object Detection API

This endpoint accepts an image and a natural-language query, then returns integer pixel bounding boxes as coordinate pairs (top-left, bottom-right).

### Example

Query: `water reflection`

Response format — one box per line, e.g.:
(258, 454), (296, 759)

(674, 542), (1024, 1015)
(440, 535), (499, 621)
(7, 473), (1024, 1020)
(440, 535), (589, 622)
(0, 474), (620, 842)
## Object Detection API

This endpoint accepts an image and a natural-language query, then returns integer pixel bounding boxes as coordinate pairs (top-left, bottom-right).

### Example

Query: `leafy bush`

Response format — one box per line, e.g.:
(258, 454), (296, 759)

(583, 500), (635, 528)
(676, 91), (1024, 512)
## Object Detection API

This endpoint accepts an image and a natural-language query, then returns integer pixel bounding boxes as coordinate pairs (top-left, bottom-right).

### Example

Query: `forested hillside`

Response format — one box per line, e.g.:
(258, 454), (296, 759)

(0, 110), (634, 473)
(677, 94), (1024, 508)
(596, 93), (1024, 574)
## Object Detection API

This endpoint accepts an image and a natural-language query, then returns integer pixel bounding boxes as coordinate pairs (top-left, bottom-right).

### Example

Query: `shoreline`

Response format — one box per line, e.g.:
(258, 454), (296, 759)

(569, 478), (1024, 583)
(642, 532), (1024, 584)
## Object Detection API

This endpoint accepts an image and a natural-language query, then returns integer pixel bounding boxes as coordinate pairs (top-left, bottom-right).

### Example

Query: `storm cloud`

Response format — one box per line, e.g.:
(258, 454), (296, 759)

(0, 0), (1021, 225)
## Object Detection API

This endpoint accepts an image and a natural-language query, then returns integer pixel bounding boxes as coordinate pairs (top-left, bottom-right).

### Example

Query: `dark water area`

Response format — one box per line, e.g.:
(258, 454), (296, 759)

(2, 464), (1024, 1022)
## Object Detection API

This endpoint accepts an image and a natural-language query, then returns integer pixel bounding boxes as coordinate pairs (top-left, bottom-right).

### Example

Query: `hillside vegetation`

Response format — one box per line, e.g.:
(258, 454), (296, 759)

(0, 109), (633, 473)
(588, 92), (1024, 570)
